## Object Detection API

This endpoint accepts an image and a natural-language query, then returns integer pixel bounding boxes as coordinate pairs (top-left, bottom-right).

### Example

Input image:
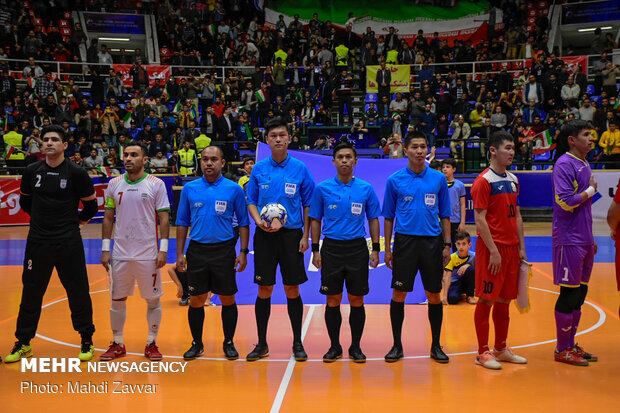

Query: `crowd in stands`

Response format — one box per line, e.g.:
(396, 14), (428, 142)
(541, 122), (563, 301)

(1, 0), (620, 175)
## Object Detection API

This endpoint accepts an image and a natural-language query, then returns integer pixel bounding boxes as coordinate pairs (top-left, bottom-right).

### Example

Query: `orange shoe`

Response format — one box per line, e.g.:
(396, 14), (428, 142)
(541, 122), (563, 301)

(554, 348), (588, 366)
(100, 342), (126, 361)
(145, 342), (163, 361)
(573, 344), (597, 362)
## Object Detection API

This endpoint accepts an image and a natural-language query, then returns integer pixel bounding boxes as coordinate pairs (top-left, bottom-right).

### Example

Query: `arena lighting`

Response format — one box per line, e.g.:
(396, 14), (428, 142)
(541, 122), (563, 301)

(578, 26), (612, 32)
(110, 49), (135, 52)
(98, 37), (131, 42)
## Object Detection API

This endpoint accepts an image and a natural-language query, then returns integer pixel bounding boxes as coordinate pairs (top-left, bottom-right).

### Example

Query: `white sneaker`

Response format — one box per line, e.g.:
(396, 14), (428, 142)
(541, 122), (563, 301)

(492, 347), (527, 364)
(475, 351), (502, 370)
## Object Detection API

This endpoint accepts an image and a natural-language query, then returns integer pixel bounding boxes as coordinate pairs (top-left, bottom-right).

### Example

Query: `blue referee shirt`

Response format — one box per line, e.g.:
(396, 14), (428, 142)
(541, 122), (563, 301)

(247, 155), (315, 229)
(382, 165), (451, 236)
(309, 177), (381, 240)
(176, 175), (249, 243)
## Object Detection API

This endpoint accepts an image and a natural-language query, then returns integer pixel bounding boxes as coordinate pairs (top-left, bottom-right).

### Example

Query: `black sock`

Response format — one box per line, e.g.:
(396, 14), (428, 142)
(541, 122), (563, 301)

(324, 305), (342, 348)
(80, 334), (93, 344)
(287, 296), (303, 343)
(349, 305), (365, 349)
(428, 303), (443, 347)
(188, 306), (205, 345)
(177, 271), (189, 298)
(390, 300), (405, 348)
(255, 297), (271, 345)
(221, 303), (238, 343)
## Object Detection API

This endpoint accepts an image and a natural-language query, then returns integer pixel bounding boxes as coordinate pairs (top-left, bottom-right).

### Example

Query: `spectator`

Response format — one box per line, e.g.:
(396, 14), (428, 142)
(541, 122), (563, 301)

(449, 115), (471, 159)
(419, 103), (438, 147)
(601, 62), (620, 98)
(83, 148), (103, 173)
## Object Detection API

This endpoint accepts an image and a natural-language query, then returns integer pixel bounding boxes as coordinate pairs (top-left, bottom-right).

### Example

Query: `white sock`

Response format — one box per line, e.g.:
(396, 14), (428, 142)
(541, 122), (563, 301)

(146, 298), (162, 344)
(110, 299), (127, 345)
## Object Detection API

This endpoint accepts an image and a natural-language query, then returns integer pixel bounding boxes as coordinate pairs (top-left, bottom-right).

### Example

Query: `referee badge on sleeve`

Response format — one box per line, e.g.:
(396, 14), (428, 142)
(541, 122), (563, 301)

(215, 200), (227, 215)
(351, 202), (363, 216)
(424, 193), (436, 208)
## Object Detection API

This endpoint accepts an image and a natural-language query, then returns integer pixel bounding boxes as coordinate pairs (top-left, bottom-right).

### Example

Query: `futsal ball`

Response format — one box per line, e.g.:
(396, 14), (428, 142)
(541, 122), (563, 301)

(260, 203), (287, 229)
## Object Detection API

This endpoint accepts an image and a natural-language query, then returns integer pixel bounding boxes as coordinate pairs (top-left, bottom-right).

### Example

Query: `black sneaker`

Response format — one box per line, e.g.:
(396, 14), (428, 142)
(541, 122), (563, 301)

(430, 345), (449, 363)
(384, 345), (404, 362)
(183, 341), (204, 360)
(292, 342), (307, 362)
(322, 346), (343, 363)
(246, 343), (269, 361)
(348, 346), (366, 363)
(223, 340), (239, 360)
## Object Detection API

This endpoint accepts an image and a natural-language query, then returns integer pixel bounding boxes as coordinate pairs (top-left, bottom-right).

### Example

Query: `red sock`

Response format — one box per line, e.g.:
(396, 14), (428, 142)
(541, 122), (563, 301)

(492, 302), (510, 351)
(474, 301), (492, 354)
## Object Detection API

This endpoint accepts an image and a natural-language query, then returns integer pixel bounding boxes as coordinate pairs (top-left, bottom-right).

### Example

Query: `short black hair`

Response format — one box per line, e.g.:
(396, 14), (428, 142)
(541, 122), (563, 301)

(264, 117), (289, 134)
(441, 158), (457, 169)
(201, 145), (224, 159)
(41, 125), (67, 142)
(404, 131), (428, 148)
(123, 141), (149, 156)
(429, 160), (442, 170)
(333, 141), (357, 158)
(488, 130), (514, 150)
(242, 155), (255, 166)
(559, 119), (591, 148)
(455, 231), (471, 242)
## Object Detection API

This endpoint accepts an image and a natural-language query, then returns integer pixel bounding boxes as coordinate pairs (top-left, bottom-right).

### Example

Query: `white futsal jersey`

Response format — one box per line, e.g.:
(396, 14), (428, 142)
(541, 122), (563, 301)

(104, 173), (170, 260)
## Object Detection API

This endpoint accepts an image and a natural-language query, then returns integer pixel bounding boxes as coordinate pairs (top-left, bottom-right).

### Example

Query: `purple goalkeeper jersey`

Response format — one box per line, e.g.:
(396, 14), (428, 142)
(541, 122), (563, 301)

(552, 152), (594, 246)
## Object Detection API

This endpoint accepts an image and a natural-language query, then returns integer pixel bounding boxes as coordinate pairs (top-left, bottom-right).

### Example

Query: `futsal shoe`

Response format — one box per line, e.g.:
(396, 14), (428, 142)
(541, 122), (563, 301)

(179, 297), (189, 306)
(4, 342), (32, 363)
(100, 342), (127, 360)
(246, 343), (269, 361)
(293, 342), (308, 361)
(183, 341), (204, 360)
(430, 345), (450, 363)
(384, 345), (404, 362)
(145, 342), (163, 361)
(554, 348), (588, 366)
(79, 342), (95, 361)
(348, 347), (367, 363)
(492, 347), (527, 364)
(475, 351), (502, 370)
(223, 341), (239, 360)
(573, 344), (597, 362)
(322, 346), (343, 363)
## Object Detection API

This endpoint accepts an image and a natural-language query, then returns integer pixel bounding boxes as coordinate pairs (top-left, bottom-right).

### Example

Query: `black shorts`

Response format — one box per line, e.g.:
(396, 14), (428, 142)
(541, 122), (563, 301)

(392, 233), (443, 293)
(253, 227), (308, 286)
(186, 239), (237, 296)
(320, 237), (369, 296)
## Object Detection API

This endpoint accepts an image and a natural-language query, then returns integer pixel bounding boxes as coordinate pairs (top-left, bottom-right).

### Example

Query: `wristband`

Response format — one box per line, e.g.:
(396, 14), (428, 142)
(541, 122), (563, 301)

(159, 238), (169, 252)
(372, 242), (380, 252)
(585, 186), (595, 198)
(102, 239), (111, 252)
(311, 243), (320, 252)
(240, 248), (249, 254)
(444, 242), (451, 248)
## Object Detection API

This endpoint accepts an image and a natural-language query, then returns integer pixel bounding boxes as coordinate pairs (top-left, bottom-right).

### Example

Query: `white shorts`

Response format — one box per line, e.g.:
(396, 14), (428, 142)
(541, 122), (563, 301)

(110, 260), (163, 300)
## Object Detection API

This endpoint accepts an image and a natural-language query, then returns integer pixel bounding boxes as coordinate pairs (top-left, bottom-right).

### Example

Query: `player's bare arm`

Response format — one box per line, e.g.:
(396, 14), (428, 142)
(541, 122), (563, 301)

(515, 206), (527, 262)
(310, 218), (322, 269)
(101, 209), (115, 271)
(176, 225), (189, 271)
(299, 206), (311, 252)
(156, 210), (170, 269)
(384, 218), (394, 269)
(369, 218), (380, 268)
(441, 217), (451, 265)
(474, 208), (501, 275)
(235, 226), (250, 272)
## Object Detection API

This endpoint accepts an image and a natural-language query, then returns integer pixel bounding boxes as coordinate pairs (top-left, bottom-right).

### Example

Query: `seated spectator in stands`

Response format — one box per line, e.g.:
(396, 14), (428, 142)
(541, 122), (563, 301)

(314, 103), (331, 125)
(490, 104), (507, 131)
(523, 74), (543, 105)
(177, 104), (196, 130)
(517, 124), (537, 165)
(23, 57), (44, 79)
(55, 96), (73, 126)
(84, 148), (104, 173)
(436, 113), (450, 148)
(300, 100), (315, 133)
(182, 120), (200, 146)
(602, 62), (620, 98)
(600, 120), (620, 167)
(313, 135), (330, 150)
(149, 134), (170, 157)
(167, 149), (180, 173)
(561, 75), (580, 108)
(469, 103), (485, 136)
(150, 151), (169, 173)
(522, 99), (542, 125)
(419, 103), (438, 147)
(139, 123), (153, 142)
(105, 147), (122, 175)
(382, 133), (405, 159)
(450, 115), (471, 159)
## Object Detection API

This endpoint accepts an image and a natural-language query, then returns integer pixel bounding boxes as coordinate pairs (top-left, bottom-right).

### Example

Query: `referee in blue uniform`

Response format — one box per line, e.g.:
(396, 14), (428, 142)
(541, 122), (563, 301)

(176, 146), (250, 360)
(246, 117), (315, 361)
(382, 131), (452, 363)
(309, 142), (381, 363)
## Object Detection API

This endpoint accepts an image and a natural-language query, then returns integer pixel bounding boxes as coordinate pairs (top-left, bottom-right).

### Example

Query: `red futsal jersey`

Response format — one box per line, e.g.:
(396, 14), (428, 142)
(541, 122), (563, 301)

(471, 168), (520, 246)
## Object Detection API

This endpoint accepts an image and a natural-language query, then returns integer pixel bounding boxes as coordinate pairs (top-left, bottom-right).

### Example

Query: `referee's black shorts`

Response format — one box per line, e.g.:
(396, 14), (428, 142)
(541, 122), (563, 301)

(253, 227), (307, 286)
(320, 237), (369, 296)
(392, 233), (443, 293)
(186, 238), (237, 296)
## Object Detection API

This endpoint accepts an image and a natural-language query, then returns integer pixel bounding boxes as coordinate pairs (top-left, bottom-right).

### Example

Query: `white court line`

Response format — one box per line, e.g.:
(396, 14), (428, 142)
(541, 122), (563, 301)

(269, 304), (318, 413)
(35, 287), (606, 362)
